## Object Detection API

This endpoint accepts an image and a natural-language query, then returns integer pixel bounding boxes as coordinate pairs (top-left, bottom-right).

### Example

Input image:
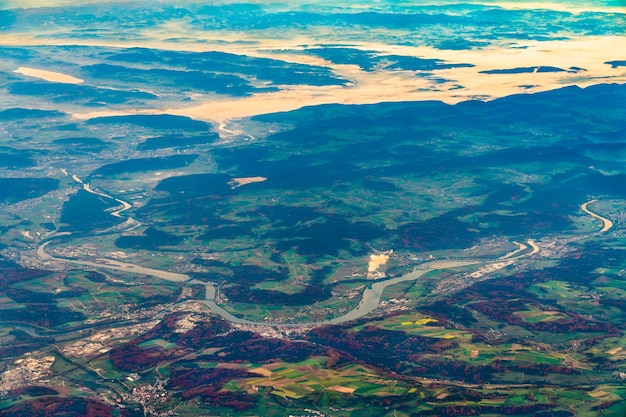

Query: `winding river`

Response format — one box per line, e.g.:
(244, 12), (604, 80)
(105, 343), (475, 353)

(33, 198), (613, 328)
(37, 239), (478, 327)
(581, 199), (613, 233)
(188, 259), (478, 327)
(71, 174), (136, 220)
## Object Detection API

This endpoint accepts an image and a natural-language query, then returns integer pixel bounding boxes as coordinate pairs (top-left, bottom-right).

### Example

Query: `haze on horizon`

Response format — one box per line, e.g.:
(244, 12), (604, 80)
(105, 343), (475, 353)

(2, 0), (625, 124)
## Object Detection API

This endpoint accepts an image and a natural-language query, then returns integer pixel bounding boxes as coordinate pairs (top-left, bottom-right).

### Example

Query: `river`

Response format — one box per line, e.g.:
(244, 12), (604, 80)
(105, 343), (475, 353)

(40, 172), (582, 327)
(581, 199), (613, 233)
(38, 238), (479, 327)
(187, 259), (477, 327)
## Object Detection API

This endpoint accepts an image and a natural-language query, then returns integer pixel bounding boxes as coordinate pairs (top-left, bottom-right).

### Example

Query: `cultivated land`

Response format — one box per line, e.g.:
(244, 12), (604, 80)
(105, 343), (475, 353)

(1, 1), (626, 417)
